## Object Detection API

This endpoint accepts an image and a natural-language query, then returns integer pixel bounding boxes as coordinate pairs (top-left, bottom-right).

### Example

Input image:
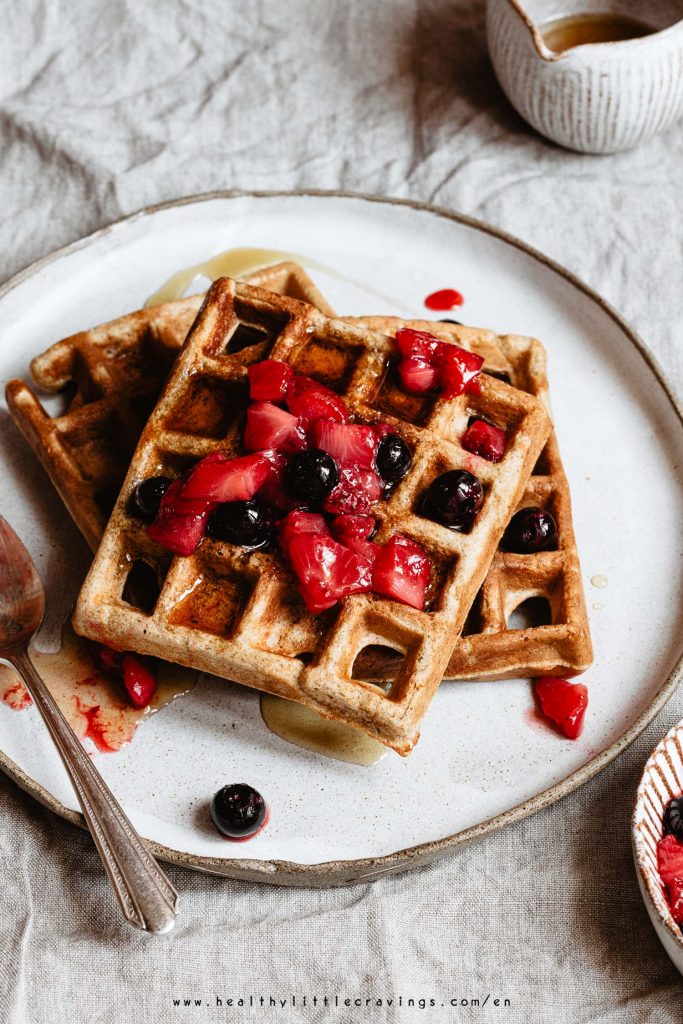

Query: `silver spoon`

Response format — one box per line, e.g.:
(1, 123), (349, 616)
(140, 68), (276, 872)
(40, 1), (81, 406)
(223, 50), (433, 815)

(0, 516), (178, 933)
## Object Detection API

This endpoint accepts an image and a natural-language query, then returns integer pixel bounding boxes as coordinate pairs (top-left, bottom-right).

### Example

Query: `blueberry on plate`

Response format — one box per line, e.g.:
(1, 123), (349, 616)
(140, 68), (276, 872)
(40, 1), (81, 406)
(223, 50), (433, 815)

(376, 434), (412, 484)
(503, 507), (557, 554)
(206, 500), (271, 549)
(421, 469), (483, 531)
(285, 449), (339, 502)
(210, 784), (268, 839)
(130, 475), (172, 521)
(664, 797), (683, 842)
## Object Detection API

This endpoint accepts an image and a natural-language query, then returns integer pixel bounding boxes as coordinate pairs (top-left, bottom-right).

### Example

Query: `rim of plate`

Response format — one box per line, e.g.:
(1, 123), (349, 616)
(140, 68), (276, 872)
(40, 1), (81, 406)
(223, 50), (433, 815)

(0, 189), (681, 886)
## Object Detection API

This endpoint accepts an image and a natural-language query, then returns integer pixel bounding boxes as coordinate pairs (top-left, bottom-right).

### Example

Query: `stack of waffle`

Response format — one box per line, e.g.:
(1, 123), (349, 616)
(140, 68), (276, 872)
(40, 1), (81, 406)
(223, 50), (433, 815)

(5, 262), (591, 754)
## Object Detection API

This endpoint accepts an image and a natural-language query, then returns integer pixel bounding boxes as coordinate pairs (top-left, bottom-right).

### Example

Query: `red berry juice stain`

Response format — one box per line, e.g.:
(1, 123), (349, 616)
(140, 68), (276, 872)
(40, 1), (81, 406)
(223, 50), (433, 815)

(0, 668), (33, 711)
(523, 705), (548, 733)
(424, 288), (464, 311)
(76, 696), (118, 754)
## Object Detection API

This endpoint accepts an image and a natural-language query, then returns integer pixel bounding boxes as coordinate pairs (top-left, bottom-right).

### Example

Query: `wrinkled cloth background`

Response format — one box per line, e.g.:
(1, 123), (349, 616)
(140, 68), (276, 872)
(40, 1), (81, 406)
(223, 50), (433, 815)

(1, 2), (682, 1022)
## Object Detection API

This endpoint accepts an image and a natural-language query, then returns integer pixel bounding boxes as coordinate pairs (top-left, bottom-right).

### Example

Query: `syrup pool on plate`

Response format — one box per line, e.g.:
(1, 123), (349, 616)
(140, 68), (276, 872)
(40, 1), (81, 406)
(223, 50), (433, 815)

(260, 693), (388, 766)
(0, 623), (196, 752)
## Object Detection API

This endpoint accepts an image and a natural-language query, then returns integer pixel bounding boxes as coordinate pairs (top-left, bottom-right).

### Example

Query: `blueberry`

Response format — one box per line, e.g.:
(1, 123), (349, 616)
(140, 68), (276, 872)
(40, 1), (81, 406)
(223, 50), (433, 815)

(285, 449), (339, 502)
(376, 434), (412, 484)
(130, 476), (172, 521)
(664, 798), (683, 842)
(210, 784), (268, 839)
(206, 500), (271, 549)
(438, 318), (464, 326)
(503, 507), (557, 554)
(421, 470), (483, 531)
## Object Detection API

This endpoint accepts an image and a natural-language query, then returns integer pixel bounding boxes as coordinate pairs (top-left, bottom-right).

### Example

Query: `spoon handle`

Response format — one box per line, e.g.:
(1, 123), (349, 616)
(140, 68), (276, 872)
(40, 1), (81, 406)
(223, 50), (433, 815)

(11, 649), (178, 934)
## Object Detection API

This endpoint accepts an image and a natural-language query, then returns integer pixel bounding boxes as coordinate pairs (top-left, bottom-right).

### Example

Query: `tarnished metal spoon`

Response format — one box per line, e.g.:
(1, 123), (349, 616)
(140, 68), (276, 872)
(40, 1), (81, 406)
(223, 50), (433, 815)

(0, 517), (178, 933)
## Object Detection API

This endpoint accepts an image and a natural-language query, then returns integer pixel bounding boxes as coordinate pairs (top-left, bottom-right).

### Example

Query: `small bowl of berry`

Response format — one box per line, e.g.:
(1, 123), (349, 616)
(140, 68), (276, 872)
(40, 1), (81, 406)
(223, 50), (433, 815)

(632, 718), (683, 975)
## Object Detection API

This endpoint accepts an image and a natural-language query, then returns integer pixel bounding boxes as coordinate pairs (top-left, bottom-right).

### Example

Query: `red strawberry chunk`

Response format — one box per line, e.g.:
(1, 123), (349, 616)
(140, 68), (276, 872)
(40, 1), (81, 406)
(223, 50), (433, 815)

(311, 420), (377, 470)
(534, 677), (588, 740)
(256, 451), (299, 512)
(332, 514), (378, 563)
(147, 479), (212, 555)
(372, 422), (395, 441)
(372, 535), (430, 610)
(323, 463), (379, 515)
(286, 375), (349, 423)
(181, 452), (271, 503)
(287, 533), (373, 613)
(278, 510), (330, 559)
(398, 357), (437, 394)
(122, 654), (157, 709)
(657, 835), (683, 923)
(434, 344), (484, 398)
(395, 328), (441, 362)
(243, 402), (306, 455)
(247, 359), (293, 402)
(461, 419), (507, 462)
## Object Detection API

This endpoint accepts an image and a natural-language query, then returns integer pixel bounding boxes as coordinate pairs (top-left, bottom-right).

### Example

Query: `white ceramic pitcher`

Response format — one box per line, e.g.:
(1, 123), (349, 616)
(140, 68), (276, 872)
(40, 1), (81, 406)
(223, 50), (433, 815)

(486, 0), (683, 153)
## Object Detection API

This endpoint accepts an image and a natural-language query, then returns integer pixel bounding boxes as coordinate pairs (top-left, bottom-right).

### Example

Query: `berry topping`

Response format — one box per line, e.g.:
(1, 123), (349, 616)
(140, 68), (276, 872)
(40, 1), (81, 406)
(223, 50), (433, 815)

(398, 357), (437, 394)
(394, 329), (483, 400)
(243, 401), (306, 455)
(278, 510), (330, 559)
(257, 452), (302, 512)
(287, 532), (373, 613)
(122, 654), (157, 709)
(331, 514), (378, 562)
(286, 376), (349, 423)
(534, 677), (588, 740)
(247, 359), (293, 402)
(147, 479), (212, 555)
(285, 449), (339, 502)
(372, 535), (430, 610)
(376, 434), (412, 483)
(130, 475), (172, 521)
(658, 835), (683, 923)
(210, 783), (268, 840)
(461, 419), (507, 463)
(424, 288), (464, 311)
(503, 507), (557, 554)
(664, 798), (683, 842)
(206, 500), (271, 549)
(181, 451), (272, 504)
(311, 419), (377, 470)
(90, 643), (124, 676)
(421, 469), (483, 531)
(323, 463), (381, 516)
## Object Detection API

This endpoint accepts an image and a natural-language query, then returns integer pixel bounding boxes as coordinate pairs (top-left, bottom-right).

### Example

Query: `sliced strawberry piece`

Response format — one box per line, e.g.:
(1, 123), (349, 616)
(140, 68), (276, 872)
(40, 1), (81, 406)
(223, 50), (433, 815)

(311, 420), (377, 470)
(122, 654), (157, 709)
(323, 463), (379, 515)
(461, 419), (507, 462)
(372, 422), (395, 441)
(398, 357), (437, 394)
(247, 359), (293, 402)
(435, 344), (484, 398)
(372, 534), (430, 610)
(658, 834), (683, 886)
(331, 514), (378, 563)
(243, 402), (306, 455)
(278, 510), (330, 559)
(181, 452), (271, 503)
(256, 451), (299, 512)
(287, 532), (372, 614)
(89, 643), (124, 676)
(534, 677), (588, 740)
(286, 375), (349, 423)
(395, 328), (441, 362)
(147, 479), (211, 555)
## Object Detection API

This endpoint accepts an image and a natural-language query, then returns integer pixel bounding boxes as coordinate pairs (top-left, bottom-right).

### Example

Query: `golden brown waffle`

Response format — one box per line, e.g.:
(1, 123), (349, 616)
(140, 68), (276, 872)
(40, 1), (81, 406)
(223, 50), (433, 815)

(72, 278), (551, 753)
(5, 263), (334, 549)
(345, 318), (593, 682)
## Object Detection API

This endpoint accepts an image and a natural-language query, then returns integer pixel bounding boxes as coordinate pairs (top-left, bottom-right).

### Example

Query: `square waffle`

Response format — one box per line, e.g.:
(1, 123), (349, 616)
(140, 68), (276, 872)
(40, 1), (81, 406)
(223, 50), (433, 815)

(344, 318), (593, 682)
(5, 262), (334, 549)
(72, 278), (551, 753)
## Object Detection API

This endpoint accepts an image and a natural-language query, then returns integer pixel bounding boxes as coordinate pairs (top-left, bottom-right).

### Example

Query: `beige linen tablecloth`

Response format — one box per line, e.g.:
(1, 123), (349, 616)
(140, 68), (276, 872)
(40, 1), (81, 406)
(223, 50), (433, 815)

(1, 2), (682, 1021)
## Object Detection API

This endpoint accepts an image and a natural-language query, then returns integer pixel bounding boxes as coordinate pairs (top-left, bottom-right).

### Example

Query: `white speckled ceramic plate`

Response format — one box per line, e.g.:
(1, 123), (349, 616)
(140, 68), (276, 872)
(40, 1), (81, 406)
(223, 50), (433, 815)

(1, 192), (682, 886)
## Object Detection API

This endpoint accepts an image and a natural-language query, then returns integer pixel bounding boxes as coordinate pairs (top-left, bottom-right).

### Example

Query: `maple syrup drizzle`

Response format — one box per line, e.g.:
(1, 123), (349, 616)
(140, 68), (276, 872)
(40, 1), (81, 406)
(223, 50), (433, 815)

(0, 624), (196, 752)
(145, 246), (414, 314)
(260, 693), (388, 766)
(541, 13), (654, 52)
